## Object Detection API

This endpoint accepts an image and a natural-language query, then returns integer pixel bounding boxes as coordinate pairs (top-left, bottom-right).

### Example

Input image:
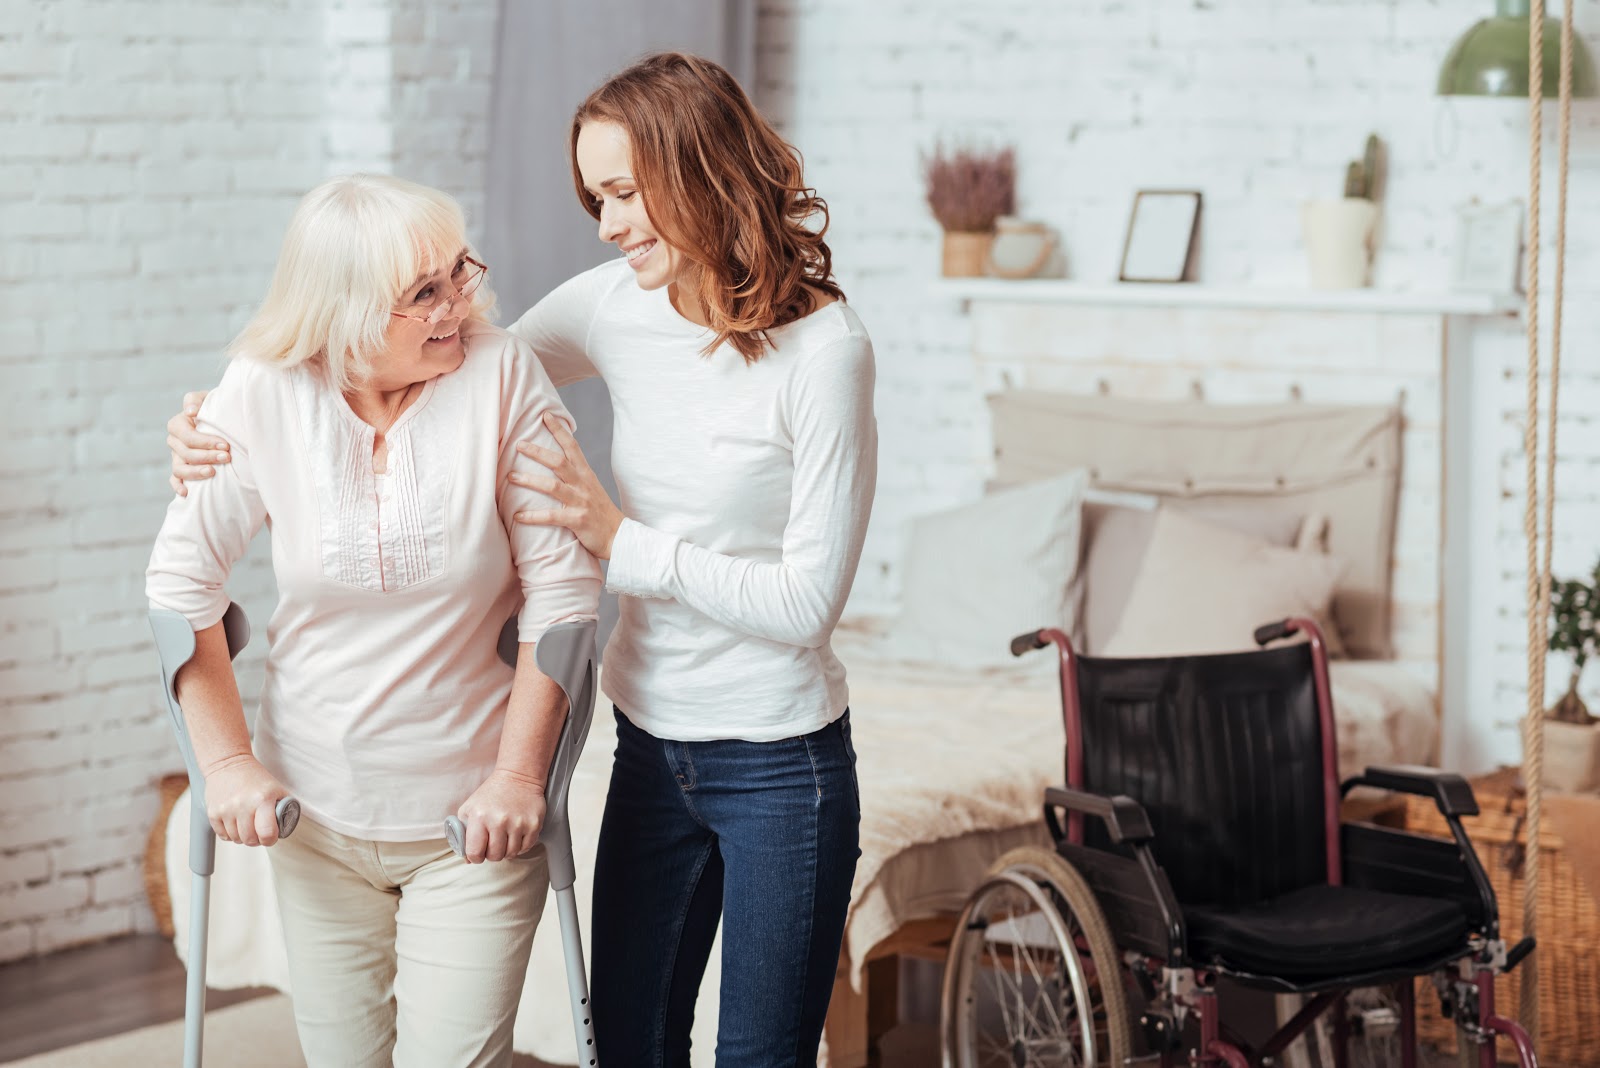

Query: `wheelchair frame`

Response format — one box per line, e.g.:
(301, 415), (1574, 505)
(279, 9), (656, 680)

(1014, 617), (1538, 1068)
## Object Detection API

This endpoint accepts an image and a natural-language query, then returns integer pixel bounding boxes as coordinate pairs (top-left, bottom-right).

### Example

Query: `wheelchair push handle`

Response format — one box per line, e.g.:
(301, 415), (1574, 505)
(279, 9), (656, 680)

(1253, 619), (1296, 646)
(1010, 629), (1048, 657)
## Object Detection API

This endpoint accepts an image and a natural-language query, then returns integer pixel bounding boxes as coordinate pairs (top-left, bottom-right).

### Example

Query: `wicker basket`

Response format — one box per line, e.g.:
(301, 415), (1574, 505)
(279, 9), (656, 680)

(1404, 768), (1600, 1065)
(143, 772), (189, 940)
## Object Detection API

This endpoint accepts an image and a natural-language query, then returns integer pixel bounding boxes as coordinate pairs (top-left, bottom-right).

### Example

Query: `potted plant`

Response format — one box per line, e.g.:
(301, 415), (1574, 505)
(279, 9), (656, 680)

(923, 143), (1015, 277)
(1302, 133), (1383, 289)
(1547, 554), (1600, 792)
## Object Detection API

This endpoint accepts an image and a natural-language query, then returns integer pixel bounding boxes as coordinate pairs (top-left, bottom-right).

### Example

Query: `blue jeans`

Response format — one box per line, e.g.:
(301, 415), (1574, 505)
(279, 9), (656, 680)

(590, 708), (861, 1067)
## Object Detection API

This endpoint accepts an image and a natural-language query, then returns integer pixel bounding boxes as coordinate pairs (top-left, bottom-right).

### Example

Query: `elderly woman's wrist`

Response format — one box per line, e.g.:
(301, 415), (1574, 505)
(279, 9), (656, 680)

(201, 751), (261, 780)
(491, 766), (547, 793)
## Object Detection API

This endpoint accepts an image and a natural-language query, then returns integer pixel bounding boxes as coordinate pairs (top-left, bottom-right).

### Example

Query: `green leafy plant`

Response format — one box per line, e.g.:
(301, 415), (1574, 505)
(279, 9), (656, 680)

(1343, 132), (1384, 201)
(1549, 555), (1600, 724)
(922, 143), (1016, 233)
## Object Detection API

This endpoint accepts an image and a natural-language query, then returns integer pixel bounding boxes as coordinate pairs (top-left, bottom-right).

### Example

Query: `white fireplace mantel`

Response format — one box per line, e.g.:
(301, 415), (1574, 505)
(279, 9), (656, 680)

(932, 278), (1523, 318)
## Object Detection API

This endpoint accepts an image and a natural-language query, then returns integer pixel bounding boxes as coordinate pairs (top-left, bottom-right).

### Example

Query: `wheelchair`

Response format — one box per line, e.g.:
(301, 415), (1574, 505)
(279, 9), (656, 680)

(939, 617), (1537, 1068)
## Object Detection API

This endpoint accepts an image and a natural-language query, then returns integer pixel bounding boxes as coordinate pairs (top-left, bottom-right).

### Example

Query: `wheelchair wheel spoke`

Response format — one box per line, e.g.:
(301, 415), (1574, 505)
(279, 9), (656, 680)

(985, 961), (1019, 1042)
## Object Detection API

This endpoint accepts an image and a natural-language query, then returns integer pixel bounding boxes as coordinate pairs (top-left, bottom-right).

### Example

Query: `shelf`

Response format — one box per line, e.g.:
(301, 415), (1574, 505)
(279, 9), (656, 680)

(931, 279), (1523, 317)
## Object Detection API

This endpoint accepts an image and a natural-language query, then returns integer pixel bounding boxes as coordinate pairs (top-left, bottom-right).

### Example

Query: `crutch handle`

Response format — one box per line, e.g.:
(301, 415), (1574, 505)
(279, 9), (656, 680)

(442, 815), (539, 860)
(275, 797), (301, 839)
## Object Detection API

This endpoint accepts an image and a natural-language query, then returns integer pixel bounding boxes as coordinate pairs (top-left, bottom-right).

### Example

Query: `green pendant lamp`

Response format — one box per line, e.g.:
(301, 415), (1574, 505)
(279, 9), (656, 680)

(1438, 0), (1598, 96)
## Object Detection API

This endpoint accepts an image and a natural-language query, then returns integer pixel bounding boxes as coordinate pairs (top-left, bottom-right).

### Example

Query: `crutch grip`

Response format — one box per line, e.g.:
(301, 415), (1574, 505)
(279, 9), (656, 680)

(275, 797), (301, 839)
(443, 815), (539, 861)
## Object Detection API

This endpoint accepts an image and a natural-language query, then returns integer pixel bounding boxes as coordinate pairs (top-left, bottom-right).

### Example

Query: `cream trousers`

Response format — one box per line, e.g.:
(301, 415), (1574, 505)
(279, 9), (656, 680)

(267, 817), (547, 1068)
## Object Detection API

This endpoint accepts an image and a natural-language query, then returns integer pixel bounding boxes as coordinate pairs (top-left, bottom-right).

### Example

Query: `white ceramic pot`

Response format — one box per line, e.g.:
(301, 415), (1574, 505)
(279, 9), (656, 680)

(1544, 718), (1600, 793)
(988, 216), (1063, 279)
(1301, 197), (1380, 289)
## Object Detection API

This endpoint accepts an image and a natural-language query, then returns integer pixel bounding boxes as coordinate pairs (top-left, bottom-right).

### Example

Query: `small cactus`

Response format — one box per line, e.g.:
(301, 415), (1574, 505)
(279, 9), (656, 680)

(1343, 132), (1384, 201)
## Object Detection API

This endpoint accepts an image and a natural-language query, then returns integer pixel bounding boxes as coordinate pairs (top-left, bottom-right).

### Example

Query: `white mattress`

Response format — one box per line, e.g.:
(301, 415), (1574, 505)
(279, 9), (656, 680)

(164, 625), (1437, 1066)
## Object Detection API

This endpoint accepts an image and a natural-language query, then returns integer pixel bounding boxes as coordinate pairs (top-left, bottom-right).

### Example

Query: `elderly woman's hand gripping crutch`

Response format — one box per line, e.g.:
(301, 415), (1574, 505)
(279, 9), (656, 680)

(150, 603), (299, 1068)
(446, 618), (600, 1068)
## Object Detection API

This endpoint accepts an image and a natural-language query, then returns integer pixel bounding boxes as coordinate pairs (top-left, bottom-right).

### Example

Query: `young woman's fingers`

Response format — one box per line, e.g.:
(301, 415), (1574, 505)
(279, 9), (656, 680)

(512, 508), (565, 528)
(170, 474), (187, 497)
(169, 435), (230, 467)
(172, 463), (217, 482)
(182, 390), (209, 412)
(168, 413), (226, 455)
(506, 470), (563, 498)
(541, 414), (592, 474)
(515, 440), (563, 470)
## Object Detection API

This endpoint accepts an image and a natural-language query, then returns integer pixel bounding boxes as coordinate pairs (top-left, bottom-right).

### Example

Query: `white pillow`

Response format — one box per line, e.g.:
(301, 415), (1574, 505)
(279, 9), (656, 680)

(1100, 506), (1346, 658)
(887, 471), (1088, 667)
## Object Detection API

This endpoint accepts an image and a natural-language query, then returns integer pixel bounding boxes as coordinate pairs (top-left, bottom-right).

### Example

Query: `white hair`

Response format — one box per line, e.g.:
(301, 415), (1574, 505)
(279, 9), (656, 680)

(228, 174), (495, 390)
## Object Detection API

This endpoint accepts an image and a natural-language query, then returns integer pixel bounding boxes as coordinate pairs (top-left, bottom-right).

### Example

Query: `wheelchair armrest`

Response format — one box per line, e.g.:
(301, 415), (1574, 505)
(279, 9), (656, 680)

(1341, 764), (1479, 818)
(1044, 785), (1154, 844)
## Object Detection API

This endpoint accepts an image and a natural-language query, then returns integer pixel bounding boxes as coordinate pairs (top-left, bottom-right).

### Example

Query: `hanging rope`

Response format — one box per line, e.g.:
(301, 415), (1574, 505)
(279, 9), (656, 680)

(1519, 0), (1577, 1038)
(1519, 0), (1543, 1039)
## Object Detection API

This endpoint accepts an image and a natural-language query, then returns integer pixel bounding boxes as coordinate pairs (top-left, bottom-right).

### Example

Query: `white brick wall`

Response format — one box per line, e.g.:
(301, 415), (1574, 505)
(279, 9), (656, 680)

(0, 0), (496, 963)
(754, 0), (1600, 775)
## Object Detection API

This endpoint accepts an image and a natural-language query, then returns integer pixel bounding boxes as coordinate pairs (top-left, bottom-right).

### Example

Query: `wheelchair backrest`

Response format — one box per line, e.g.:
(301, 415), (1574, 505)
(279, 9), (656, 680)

(1074, 642), (1330, 909)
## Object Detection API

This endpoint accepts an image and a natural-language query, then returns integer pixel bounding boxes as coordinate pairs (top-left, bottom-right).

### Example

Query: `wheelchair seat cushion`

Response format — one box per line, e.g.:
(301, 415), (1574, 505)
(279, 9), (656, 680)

(1184, 884), (1470, 980)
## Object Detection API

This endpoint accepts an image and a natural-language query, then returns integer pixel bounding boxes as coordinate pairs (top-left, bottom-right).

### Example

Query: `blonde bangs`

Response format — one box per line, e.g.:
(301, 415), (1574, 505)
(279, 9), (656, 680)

(228, 174), (496, 390)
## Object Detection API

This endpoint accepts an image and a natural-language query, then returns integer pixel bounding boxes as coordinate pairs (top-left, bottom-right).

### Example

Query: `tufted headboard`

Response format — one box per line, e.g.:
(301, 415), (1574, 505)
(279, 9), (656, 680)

(987, 390), (1404, 659)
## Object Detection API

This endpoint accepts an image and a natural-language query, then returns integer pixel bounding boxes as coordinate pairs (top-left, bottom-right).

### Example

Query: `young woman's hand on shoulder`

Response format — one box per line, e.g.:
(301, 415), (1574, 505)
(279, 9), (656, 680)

(166, 390), (230, 495)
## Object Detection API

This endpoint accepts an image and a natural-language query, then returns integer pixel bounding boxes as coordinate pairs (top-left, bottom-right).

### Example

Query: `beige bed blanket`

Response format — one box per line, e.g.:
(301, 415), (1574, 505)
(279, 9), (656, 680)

(165, 630), (1436, 1065)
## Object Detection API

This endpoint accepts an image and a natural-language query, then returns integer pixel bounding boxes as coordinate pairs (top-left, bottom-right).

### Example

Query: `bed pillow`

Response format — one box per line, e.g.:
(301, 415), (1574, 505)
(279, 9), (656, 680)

(888, 471), (1088, 668)
(1100, 507), (1346, 658)
(1079, 496), (1308, 655)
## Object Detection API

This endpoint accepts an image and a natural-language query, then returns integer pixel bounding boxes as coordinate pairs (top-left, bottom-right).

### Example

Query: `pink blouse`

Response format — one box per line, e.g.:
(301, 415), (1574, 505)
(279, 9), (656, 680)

(147, 323), (602, 840)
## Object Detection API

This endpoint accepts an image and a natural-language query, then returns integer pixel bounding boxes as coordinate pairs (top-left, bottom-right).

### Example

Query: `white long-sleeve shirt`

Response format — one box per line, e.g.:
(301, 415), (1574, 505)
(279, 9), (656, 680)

(509, 259), (876, 742)
(146, 324), (602, 840)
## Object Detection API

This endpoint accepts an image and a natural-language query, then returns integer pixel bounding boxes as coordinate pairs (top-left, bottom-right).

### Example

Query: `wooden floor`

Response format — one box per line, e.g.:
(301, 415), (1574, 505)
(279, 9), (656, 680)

(0, 934), (563, 1067)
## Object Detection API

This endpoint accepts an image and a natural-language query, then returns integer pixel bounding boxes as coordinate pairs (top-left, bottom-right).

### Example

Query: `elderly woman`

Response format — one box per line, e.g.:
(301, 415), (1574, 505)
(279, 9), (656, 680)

(145, 173), (601, 1068)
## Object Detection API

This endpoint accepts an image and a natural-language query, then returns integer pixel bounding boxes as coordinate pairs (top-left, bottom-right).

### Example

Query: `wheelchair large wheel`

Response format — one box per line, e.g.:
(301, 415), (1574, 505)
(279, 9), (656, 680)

(940, 846), (1131, 1067)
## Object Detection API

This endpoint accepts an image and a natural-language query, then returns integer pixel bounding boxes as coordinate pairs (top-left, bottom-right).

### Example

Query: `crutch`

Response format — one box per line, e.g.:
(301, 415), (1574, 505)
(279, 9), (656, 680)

(150, 603), (300, 1068)
(445, 618), (599, 1068)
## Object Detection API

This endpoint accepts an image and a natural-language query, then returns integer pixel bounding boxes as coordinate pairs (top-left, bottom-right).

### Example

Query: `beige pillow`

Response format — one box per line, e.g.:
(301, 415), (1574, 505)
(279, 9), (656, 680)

(1100, 507), (1346, 658)
(889, 471), (1088, 668)
(1079, 496), (1308, 655)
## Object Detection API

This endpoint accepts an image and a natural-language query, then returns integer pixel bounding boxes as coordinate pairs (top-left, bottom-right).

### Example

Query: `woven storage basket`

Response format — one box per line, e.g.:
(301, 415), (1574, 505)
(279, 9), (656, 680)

(1404, 768), (1600, 1065)
(143, 772), (189, 940)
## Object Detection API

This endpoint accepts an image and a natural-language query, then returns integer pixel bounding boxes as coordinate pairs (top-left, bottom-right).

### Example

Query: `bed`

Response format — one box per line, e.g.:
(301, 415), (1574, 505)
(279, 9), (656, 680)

(158, 391), (1443, 1067)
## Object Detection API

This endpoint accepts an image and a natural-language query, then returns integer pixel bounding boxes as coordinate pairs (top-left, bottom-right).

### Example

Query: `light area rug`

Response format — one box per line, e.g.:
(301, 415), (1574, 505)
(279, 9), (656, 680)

(1, 995), (304, 1068)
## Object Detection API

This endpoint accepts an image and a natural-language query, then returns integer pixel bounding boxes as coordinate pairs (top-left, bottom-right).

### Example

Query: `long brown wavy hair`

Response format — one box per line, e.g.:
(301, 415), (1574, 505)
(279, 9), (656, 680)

(570, 52), (843, 363)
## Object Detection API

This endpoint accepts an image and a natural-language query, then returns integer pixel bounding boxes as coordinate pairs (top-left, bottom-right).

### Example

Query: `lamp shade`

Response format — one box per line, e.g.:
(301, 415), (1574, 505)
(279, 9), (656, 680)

(1438, 0), (1598, 97)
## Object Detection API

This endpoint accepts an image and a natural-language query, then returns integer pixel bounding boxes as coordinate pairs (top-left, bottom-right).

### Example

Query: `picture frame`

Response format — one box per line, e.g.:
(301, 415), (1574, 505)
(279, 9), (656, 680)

(1451, 199), (1523, 295)
(1119, 190), (1202, 283)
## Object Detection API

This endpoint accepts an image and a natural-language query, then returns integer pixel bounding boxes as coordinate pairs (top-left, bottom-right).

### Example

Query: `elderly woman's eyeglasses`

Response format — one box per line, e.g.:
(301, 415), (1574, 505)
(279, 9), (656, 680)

(391, 256), (488, 326)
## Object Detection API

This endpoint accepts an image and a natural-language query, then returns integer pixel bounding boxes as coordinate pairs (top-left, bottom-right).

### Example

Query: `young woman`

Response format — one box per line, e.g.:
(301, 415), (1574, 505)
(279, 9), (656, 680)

(166, 52), (876, 1066)
(150, 174), (601, 1068)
